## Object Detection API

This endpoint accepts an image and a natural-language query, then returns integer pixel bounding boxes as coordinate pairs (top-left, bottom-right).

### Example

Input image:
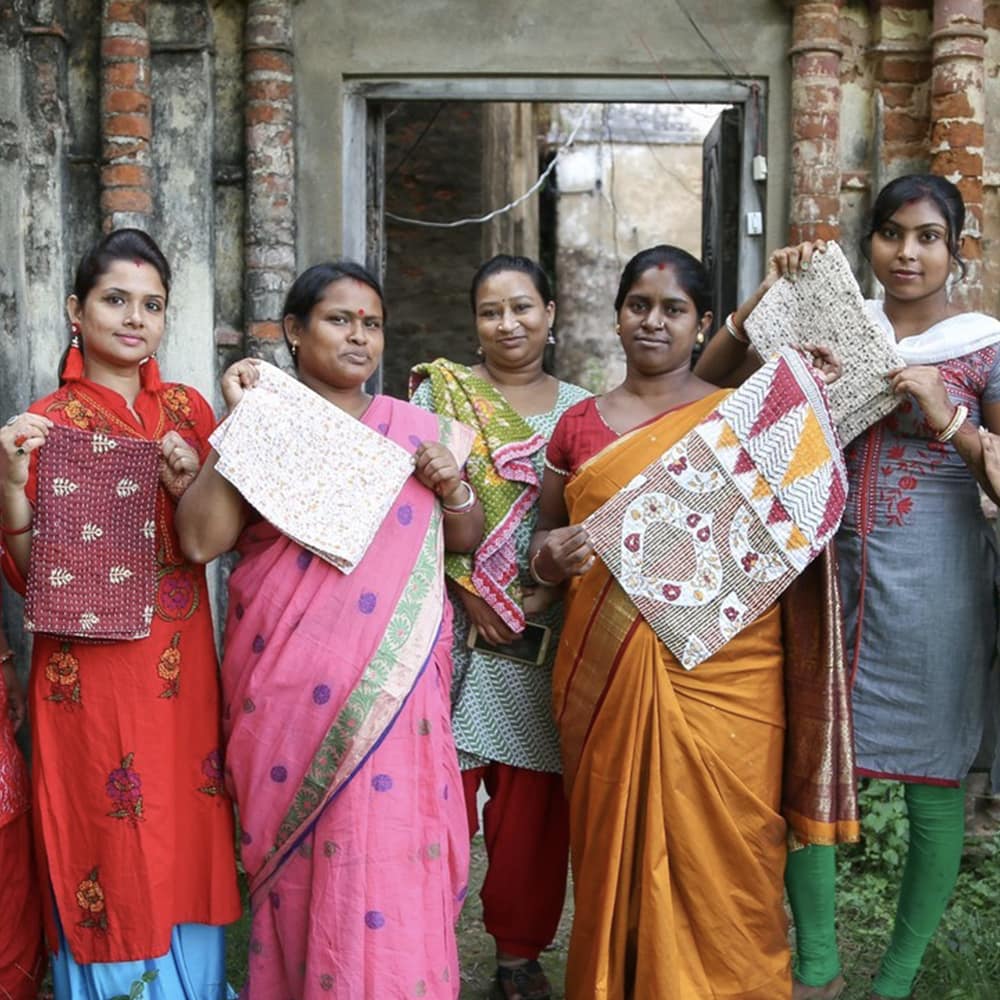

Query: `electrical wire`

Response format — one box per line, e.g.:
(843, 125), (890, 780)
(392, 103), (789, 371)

(385, 103), (593, 229)
(672, 0), (744, 83)
(385, 102), (447, 185)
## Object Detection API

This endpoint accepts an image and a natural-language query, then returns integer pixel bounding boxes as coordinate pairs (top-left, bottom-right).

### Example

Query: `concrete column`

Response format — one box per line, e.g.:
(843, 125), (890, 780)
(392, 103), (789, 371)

(100, 0), (153, 231)
(149, 0), (215, 400)
(481, 103), (540, 262)
(930, 0), (985, 309)
(244, 0), (296, 360)
(788, 0), (844, 243)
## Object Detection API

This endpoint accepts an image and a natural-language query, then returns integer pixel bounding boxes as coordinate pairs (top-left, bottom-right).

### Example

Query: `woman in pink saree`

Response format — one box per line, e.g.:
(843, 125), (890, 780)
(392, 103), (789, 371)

(178, 261), (483, 999)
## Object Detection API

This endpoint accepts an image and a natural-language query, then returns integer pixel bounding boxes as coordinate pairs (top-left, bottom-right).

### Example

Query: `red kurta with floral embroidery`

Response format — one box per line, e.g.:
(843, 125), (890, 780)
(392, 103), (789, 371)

(0, 376), (241, 963)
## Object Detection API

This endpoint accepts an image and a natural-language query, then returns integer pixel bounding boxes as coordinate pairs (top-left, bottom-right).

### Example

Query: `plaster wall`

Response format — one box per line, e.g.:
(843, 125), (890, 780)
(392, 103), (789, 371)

(292, 0), (793, 270)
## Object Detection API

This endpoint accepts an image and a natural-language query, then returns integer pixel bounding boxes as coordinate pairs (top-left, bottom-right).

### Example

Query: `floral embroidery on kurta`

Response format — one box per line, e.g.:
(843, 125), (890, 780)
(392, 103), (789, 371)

(44, 642), (81, 707)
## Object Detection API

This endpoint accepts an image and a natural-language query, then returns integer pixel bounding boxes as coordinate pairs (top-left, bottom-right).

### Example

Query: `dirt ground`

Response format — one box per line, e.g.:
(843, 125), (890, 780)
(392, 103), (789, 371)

(458, 836), (572, 1000)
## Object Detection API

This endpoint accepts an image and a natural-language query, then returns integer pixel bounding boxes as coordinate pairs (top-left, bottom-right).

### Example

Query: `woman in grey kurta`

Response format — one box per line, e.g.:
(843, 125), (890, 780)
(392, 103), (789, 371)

(695, 174), (1000, 1000)
(410, 254), (589, 1000)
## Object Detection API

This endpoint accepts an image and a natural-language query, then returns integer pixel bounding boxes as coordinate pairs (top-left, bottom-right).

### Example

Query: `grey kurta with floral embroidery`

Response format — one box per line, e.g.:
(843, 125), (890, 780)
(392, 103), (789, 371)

(412, 377), (591, 772)
(838, 321), (1000, 785)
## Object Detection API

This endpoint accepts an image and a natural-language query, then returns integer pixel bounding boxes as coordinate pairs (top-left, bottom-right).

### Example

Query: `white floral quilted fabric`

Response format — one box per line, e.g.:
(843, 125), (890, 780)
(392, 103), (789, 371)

(744, 241), (904, 443)
(210, 362), (416, 573)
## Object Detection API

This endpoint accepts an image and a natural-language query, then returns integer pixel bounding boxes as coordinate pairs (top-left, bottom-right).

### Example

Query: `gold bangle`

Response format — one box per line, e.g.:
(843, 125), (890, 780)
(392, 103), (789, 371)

(936, 404), (968, 443)
(529, 549), (561, 588)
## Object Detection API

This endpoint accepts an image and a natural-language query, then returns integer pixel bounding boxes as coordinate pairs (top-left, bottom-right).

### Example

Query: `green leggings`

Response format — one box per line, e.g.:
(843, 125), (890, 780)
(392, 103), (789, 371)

(785, 781), (965, 999)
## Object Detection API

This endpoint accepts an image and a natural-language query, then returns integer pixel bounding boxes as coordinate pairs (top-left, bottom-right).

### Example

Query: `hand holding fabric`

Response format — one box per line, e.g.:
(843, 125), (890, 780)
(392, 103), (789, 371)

(159, 430), (201, 500)
(538, 524), (595, 582)
(413, 441), (463, 503)
(887, 365), (955, 431)
(0, 413), (52, 489)
(220, 357), (262, 412)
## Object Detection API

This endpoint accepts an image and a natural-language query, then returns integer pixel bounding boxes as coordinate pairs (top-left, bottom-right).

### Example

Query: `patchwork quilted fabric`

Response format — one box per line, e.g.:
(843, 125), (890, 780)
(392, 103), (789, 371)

(25, 424), (160, 640)
(585, 348), (848, 669)
(210, 362), (416, 573)
(744, 241), (904, 443)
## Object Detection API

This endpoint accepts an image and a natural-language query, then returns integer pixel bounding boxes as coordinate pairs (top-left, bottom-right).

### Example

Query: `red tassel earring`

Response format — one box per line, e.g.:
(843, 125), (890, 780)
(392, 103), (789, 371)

(61, 322), (85, 382)
(140, 354), (163, 391)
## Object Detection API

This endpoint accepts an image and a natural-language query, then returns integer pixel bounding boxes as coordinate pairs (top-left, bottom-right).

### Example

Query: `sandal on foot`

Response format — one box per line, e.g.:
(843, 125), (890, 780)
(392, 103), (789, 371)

(793, 974), (846, 1000)
(492, 959), (552, 1000)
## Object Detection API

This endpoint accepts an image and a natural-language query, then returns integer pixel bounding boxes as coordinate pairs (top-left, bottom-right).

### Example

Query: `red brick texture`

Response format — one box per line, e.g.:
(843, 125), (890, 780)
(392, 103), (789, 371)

(100, 0), (152, 231)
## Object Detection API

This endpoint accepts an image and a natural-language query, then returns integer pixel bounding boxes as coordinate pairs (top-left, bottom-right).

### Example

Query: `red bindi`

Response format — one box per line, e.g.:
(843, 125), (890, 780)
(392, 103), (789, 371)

(134, 259), (144, 268)
(657, 263), (667, 270)
(358, 308), (365, 316)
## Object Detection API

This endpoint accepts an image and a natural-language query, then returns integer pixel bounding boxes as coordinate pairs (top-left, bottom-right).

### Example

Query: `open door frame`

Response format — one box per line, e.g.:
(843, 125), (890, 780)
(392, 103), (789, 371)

(343, 76), (767, 387)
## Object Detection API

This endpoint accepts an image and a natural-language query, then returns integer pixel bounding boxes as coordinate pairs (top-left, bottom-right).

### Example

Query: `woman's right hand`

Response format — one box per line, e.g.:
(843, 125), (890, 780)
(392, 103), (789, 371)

(0, 413), (52, 489)
(537, 525), (595, 582)
(220, 358), (261, 412)
(455, 587), (517, 646)
(735, 240), (830, 328)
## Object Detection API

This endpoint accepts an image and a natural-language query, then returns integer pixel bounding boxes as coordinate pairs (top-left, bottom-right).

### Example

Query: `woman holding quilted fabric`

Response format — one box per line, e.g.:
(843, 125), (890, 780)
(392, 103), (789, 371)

(530, 244), (856, 1000)
(697, 174), (1000, 1000)
(177, 259), (483, 1000)
(410, 254), (589, 1000)
(0, 228), (241, 999)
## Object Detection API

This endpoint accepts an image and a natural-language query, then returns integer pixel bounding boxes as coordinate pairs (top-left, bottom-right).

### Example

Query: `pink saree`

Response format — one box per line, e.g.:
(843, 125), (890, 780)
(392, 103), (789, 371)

(223, 396), (472, 1000)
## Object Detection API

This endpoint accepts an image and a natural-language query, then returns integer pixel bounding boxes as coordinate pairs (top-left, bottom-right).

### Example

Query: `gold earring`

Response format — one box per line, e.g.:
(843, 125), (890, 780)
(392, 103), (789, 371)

(615, 323), (621, 335)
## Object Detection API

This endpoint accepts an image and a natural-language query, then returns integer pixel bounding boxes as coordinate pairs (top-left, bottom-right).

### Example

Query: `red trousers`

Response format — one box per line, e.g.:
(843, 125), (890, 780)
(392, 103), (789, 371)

(0, 811), (46, 1000)
(462, 763), (570, 959)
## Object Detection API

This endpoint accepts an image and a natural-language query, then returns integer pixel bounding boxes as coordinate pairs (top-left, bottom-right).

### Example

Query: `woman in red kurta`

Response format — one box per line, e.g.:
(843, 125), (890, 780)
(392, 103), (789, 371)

(0, 229), (240, 999)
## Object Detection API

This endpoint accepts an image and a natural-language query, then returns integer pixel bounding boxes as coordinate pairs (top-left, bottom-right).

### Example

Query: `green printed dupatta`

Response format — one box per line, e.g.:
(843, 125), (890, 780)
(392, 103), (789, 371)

(220, 397), (473, 907)
(410, 359), (545, 631)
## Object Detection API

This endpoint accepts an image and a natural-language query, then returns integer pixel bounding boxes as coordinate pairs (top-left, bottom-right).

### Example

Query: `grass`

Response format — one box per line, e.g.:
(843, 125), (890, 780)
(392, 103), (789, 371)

(224, 832), (1000, 1000)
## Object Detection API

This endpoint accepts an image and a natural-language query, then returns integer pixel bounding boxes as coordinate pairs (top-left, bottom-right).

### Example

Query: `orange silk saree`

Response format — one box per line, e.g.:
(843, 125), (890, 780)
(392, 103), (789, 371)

(553, 392), (857, 1000)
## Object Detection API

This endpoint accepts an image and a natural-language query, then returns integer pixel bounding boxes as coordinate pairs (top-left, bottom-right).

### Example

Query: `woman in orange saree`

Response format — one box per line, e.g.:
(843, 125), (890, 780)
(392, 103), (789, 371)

(531, 246), (857, 1000)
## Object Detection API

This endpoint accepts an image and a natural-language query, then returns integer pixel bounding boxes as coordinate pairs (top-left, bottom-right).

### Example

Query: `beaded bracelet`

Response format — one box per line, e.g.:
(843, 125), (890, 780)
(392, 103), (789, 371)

(936, 404), (968, 443)
(441, 480), (477, 514)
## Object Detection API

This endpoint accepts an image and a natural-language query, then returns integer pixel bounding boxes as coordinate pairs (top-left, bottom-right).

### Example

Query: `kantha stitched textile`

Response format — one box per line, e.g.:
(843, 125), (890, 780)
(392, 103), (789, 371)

(210, 362), (416, 573)
(584, 348), (848, 669)
(744, 241), (904, 443)
(25, 424), (159, 640)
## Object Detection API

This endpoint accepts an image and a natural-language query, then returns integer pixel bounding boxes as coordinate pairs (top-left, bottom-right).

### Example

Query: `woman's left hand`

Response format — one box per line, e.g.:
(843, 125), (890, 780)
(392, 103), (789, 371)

(887, 365), (955, 432)
(413, 441), (463, 502)
(801, 343), (843, 385)
(159, 431), (201, 499)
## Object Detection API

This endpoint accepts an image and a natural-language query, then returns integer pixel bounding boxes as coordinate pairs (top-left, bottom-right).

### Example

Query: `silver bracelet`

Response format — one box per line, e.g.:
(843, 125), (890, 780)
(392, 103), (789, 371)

(441, 480), (476, 514)
(725, 312), (750, 345)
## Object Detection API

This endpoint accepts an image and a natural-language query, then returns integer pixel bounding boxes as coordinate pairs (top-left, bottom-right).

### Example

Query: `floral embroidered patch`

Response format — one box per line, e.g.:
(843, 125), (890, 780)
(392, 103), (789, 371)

(106, 752), (143, 823)
(76, 867), (108, 932)
(43, 643), (81, 707)
(156, 631), (182, 698)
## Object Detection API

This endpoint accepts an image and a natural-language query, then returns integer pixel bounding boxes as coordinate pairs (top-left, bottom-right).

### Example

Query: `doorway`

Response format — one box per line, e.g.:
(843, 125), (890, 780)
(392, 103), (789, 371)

(342, 78), (766, 396)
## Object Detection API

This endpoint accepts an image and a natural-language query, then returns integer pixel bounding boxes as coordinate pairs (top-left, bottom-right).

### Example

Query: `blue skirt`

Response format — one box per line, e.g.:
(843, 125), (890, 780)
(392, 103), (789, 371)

(52, 921), (235, 1000)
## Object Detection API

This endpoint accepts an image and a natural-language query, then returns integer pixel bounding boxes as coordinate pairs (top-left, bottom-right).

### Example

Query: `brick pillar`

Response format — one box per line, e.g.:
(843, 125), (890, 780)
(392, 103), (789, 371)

(100, 0), (152, 231)
(788, 0), (844, 243)
(930, 0), (985, 309)
(870, 1), (932, 182)
(244, 0), (296, 356)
